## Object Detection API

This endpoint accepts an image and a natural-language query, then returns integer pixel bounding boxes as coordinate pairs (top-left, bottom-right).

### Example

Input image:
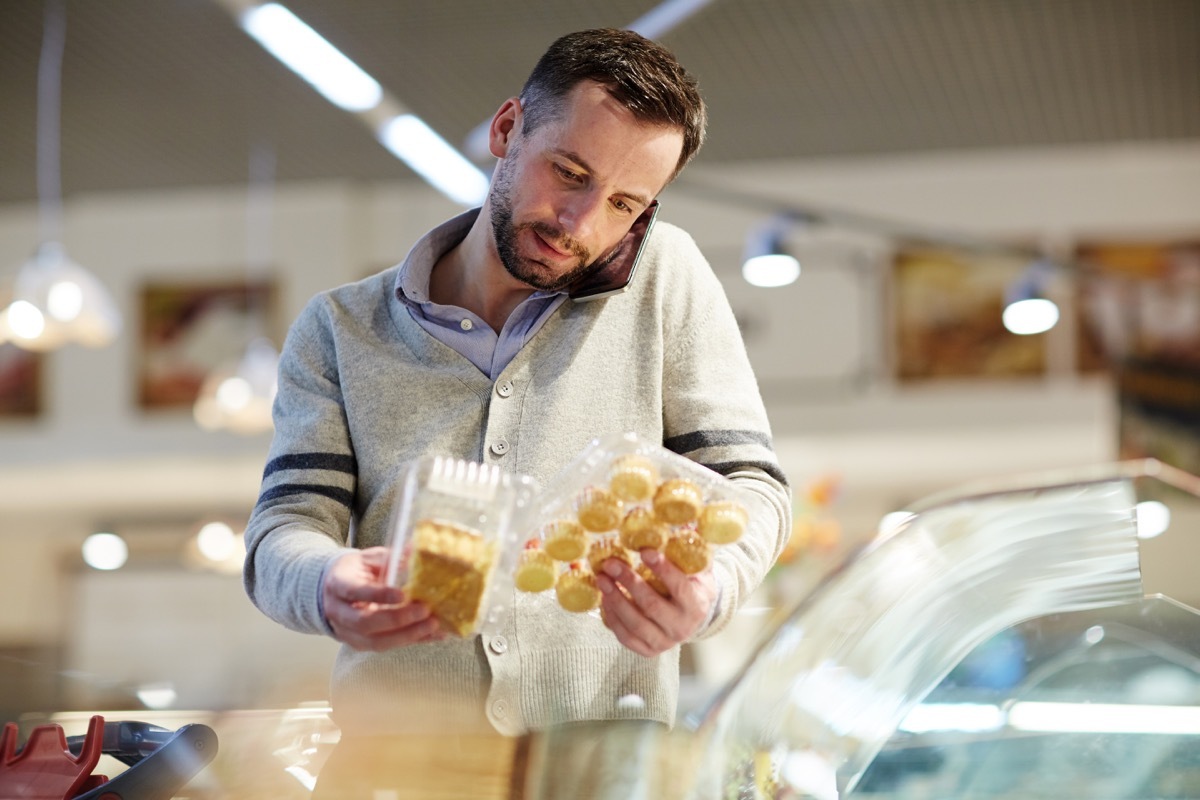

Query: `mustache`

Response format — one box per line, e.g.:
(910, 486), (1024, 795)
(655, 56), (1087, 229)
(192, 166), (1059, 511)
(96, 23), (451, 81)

(523, 221), (590, 263)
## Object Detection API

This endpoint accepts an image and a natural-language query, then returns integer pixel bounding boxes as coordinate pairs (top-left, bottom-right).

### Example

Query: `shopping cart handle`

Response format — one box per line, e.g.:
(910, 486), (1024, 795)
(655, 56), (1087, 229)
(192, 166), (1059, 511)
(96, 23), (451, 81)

(67, 721), (176, 768)
(70, 723), (217, 800)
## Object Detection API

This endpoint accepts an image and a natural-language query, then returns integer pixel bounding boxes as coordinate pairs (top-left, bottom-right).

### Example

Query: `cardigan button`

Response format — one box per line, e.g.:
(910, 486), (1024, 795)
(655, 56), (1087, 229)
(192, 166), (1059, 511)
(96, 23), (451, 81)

(496, 380), (514, 398)
(492, 699), (508, 719)
(490, 438), (509, 456)
(489, 635), (508, 655)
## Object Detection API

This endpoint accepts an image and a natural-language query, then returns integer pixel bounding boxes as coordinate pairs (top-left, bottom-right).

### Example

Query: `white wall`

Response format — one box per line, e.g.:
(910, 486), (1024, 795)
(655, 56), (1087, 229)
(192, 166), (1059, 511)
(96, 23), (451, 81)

(1, 141), (1198, 709)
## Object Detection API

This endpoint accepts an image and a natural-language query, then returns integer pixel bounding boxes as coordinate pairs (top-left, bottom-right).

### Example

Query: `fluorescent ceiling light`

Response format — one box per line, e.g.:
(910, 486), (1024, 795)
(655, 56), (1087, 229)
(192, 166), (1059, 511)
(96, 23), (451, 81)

(379, 114), (490, 206)
(1002, 297), (1059, 335)
(743, 254), (801, 288)
(241, 3), (382, 112)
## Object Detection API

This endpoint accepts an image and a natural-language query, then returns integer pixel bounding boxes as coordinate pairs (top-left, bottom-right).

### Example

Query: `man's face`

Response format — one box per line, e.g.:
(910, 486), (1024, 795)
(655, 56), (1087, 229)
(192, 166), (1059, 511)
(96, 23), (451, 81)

(488, 82), (683, 292)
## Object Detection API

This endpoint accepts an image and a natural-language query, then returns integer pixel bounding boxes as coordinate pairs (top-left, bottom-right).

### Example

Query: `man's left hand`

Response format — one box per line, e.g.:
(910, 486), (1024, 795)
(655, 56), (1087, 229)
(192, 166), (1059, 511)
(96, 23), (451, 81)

(594, 549), (718, 658)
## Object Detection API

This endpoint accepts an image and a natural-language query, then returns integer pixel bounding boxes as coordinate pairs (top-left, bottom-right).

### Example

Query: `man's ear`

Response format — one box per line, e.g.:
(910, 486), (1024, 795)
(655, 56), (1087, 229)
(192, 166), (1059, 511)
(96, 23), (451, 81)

(489, 97), (522, 159)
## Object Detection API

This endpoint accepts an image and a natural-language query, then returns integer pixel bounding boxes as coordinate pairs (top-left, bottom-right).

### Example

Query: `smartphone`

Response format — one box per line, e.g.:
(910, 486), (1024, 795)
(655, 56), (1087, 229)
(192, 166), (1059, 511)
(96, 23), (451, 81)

(567, 201), (659, 302)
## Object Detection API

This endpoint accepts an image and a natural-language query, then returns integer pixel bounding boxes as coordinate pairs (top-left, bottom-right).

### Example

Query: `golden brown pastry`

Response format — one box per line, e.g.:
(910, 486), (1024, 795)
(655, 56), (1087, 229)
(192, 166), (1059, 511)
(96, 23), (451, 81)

(556, 562), (601, 612)
(636, 561), (670, 596)
(664, 530), (711, 575)
(575, 486), (623, 532)
(540, 519), (588, 562)
(586, 535), (632, 575)
(653, 478), (704, 525)
(619, 506), (669, 552)
(514, 540), (556, 593)
(698, 500), (749, 545)
(404, 519), (495, 636)
(607, 454), (659, 503)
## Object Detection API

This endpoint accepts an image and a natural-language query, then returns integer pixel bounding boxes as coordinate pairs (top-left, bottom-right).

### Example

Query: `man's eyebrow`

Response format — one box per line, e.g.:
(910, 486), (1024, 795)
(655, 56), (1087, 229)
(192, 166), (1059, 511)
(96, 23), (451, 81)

(552, 148), (651, 208)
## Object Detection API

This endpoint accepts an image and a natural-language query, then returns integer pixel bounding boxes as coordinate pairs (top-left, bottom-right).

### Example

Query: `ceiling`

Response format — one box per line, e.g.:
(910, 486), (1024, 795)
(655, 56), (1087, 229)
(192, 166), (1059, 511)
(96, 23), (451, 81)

(0, 0), (1198, 206)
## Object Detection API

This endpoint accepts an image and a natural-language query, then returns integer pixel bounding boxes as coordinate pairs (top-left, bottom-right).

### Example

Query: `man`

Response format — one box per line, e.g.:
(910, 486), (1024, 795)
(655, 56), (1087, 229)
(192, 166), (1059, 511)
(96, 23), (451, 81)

(244, 25), (790, 776)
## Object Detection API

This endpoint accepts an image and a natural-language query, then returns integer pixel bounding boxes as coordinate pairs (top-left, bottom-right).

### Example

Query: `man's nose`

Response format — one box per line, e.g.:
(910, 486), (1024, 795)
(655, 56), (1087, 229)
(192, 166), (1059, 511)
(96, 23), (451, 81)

(556, 191), (605, 241)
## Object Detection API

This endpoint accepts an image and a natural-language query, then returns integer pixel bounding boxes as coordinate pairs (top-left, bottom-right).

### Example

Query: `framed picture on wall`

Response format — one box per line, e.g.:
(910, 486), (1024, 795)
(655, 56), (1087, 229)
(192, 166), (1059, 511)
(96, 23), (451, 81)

(889, 246), (1047, 382)
(0, 343), (41, 418)
(137, 278), (277, 410)
(1076, 240), (1200, 474)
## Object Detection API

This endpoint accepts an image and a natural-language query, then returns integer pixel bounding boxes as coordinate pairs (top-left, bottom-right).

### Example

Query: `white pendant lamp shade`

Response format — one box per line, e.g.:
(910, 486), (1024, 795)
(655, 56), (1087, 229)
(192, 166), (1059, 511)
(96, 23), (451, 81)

(193, 336), (279, 435)
(7, 241), (122, 351)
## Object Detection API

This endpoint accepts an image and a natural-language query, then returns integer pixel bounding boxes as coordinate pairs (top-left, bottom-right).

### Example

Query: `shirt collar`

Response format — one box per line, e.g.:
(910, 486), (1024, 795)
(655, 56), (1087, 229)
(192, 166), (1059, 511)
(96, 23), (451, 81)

(394, 207), (480, 304)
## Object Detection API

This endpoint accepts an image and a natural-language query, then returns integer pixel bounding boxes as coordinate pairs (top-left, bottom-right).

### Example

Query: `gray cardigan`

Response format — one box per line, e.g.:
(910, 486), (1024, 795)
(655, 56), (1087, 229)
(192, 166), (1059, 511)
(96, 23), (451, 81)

(243, 213), (791, 735)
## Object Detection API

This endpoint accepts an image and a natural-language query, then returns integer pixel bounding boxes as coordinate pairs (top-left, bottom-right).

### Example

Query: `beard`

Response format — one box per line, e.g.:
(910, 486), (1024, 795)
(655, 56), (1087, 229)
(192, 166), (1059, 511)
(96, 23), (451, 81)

(488, 157), (612, 293)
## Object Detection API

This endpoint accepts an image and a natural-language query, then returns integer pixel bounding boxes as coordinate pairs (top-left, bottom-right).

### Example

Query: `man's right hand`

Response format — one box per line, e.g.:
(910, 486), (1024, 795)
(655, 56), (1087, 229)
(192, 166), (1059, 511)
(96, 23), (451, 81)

(322, 546), (444, 651)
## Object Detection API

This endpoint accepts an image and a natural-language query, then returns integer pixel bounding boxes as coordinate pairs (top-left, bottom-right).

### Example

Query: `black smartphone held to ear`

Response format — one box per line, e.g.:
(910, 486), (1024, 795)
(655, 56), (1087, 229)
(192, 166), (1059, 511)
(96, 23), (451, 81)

(568, 201), (659, 302)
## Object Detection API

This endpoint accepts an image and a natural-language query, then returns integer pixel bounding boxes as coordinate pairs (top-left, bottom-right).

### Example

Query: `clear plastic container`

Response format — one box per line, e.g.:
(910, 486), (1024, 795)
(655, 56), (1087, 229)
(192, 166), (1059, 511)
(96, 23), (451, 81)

(385, 455), (538, 638)
(519, 432), (755, 611)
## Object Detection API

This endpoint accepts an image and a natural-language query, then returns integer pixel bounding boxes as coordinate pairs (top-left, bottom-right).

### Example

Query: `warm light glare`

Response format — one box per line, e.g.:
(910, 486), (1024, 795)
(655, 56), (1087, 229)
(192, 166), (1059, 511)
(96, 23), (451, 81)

(136, 683), (177, 710)
(742, 253), (801, 288)
(47, 280), (83, 321)
(82, 532), (128, 571)
(1003, 297), (1059, 335)
(216, 376), (253, 412)
(1135, 500), (1170, 539)
(379, 114), (490, 207)
(878, 511), (916, 537)
(241, 3), (382, 112)
(7, 300), (45, 340)
(197, 522), (238, 562)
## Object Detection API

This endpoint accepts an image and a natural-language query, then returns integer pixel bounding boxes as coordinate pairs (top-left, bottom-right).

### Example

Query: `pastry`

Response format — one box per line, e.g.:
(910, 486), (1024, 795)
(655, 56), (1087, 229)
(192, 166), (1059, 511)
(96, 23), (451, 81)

(575, 486), (623, 532)
(514, 540), (556, 593)
(619, 506), (668, 552)
(636, 561), (670, 596)
(541, 519), (588, 561)
(608, 454), (658, 503)
(664, 530), (711, 575)
(587, 535), (632, 575)
(698, 500), (749, 544)
(404, 519), (495, 636)
(653, 478), (704, 525)
(556, 562), (601, 612)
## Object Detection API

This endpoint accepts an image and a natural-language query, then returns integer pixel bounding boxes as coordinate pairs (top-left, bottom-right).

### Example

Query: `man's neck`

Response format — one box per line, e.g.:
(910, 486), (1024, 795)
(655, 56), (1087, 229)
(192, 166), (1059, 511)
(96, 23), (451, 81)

(429, 211), (536, 333)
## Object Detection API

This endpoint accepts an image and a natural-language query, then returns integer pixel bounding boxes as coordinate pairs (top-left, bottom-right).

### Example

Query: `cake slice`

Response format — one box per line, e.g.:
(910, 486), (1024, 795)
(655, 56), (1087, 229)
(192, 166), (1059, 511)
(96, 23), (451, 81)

(404, 519), (495, 636)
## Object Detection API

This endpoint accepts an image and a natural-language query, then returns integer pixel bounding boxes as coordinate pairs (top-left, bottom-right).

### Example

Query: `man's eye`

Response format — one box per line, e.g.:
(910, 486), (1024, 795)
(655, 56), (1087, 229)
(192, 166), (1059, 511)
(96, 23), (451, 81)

(612, 199), (632, 213)
(553, 164), (580, 181)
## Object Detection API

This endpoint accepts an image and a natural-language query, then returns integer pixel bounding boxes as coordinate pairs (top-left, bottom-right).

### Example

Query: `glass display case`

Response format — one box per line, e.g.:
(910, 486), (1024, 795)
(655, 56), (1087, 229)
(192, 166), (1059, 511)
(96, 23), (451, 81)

(4, 459), (1198, 799)
(520, 459), (1200, 800)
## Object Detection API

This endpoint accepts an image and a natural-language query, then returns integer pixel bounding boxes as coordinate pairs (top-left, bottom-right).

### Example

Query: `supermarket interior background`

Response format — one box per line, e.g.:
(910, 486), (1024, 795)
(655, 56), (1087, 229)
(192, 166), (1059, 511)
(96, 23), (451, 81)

(0, 1), (1199, 796)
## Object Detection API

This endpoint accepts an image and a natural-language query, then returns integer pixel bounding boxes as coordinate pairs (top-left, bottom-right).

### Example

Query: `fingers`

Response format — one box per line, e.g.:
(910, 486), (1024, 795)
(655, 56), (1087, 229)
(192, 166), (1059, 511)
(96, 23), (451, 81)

(322, 549), (445, 650)
(326, 548), (404, 605)
(595, 554), (718, 657)
(326, 597), (442, 651)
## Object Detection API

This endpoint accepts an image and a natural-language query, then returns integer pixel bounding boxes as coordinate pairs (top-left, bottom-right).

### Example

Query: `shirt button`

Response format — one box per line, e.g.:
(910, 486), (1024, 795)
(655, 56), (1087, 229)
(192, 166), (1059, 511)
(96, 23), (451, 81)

(459, 318), (473, 331)
(490, 438), (509, 456)
(489, 635), (508, 655)
(496, 380), (514, 398)
(492, 699), (507, 718)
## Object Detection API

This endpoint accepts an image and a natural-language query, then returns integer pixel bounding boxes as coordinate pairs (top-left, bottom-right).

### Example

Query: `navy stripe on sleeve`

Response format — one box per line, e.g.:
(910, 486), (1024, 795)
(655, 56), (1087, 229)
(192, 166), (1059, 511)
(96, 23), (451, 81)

(256, 483), (355, 508)
(701, 460), (790, 488)
(263, 452), (357, 479)
(664, 429), (774, 455)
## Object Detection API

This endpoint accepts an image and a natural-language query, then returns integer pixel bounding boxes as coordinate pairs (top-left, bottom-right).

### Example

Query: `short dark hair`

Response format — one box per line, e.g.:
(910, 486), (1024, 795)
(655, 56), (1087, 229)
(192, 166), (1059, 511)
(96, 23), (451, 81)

(519, 28), (707, 179)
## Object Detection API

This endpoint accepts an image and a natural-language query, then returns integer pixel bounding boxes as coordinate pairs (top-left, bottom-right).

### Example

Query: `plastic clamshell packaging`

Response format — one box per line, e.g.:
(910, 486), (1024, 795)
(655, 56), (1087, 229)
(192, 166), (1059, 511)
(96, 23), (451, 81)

(519, 432), (754, 614)
(385, 456), (538, 638)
